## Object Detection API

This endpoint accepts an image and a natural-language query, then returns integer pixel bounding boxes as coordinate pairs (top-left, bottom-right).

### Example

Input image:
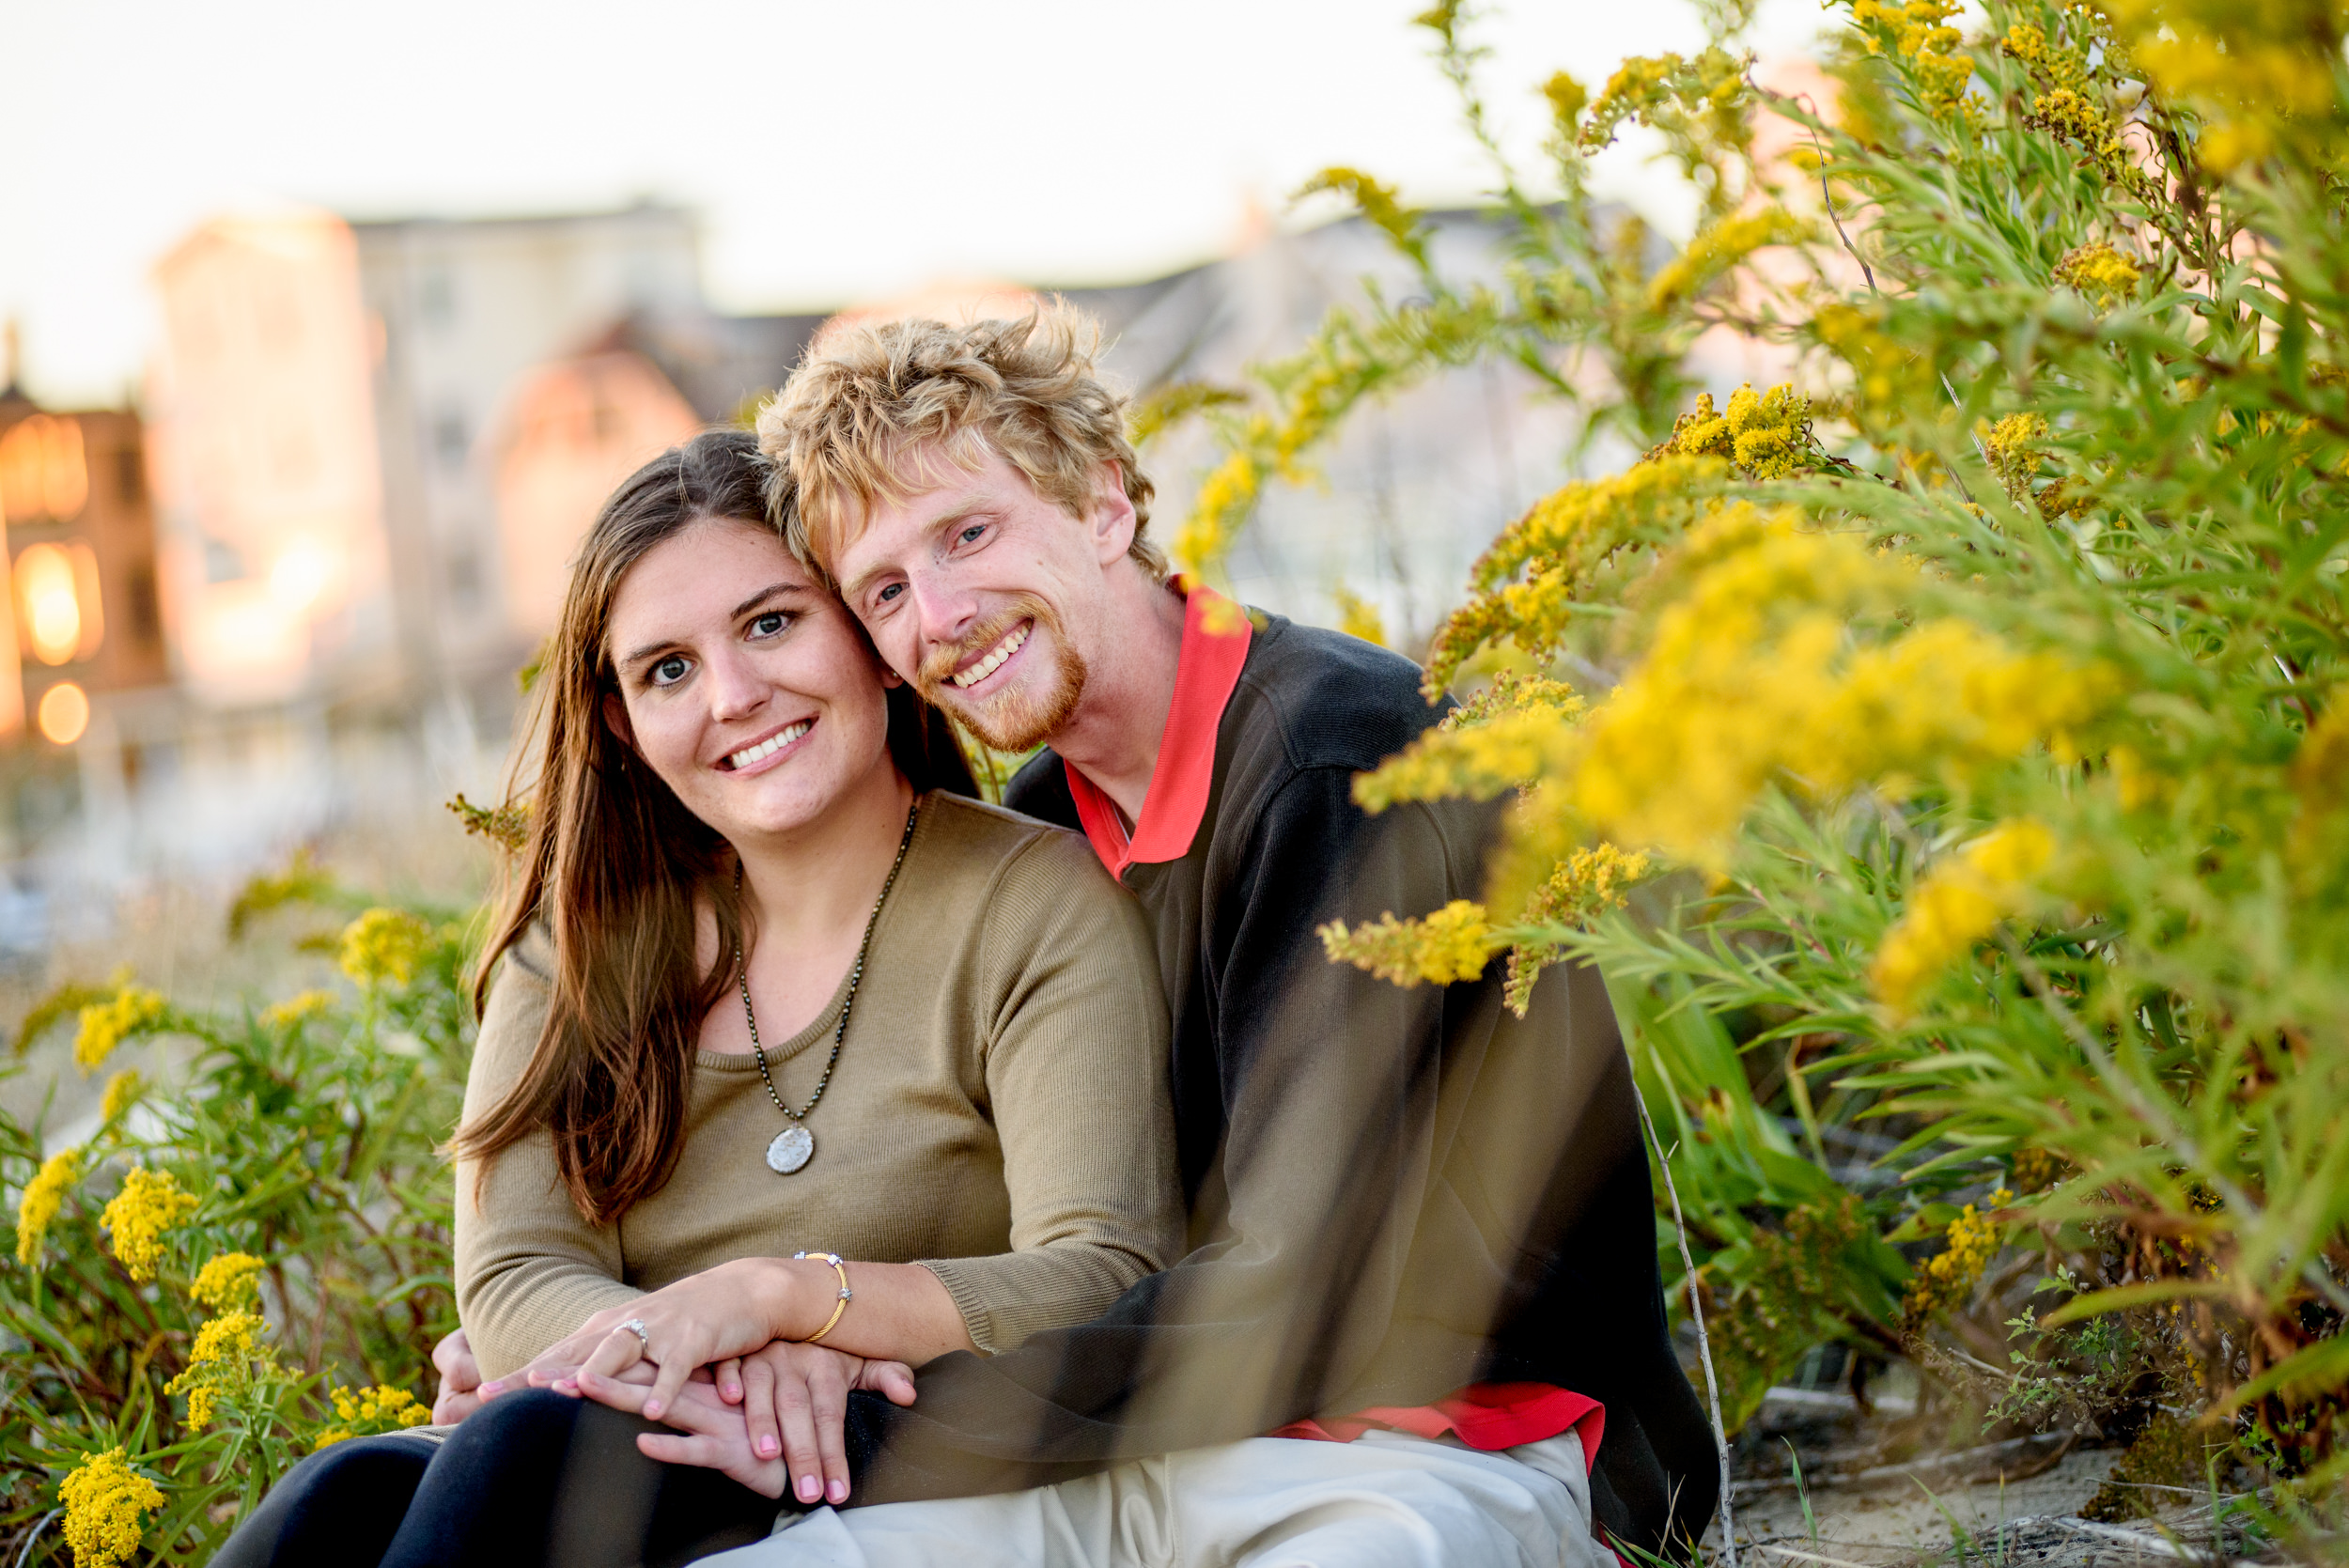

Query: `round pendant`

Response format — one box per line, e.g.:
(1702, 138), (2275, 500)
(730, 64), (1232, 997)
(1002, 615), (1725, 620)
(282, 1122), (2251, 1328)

(766, 1125), (815, 1175)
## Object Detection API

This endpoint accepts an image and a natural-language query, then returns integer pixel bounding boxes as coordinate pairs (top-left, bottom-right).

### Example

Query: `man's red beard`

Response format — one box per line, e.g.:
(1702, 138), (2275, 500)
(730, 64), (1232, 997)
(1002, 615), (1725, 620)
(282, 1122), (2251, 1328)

(915, 594), (1088, 753)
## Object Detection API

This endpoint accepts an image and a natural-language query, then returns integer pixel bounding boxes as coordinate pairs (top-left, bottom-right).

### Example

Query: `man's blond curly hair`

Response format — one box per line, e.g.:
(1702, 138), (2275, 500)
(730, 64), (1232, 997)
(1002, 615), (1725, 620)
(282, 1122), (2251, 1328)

(755, 306), (1167, 582)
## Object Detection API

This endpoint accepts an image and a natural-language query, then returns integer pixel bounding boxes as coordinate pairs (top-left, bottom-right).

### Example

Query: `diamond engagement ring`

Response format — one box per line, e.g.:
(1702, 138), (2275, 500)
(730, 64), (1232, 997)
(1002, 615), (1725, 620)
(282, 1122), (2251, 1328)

(616, 1318), (651, 1352)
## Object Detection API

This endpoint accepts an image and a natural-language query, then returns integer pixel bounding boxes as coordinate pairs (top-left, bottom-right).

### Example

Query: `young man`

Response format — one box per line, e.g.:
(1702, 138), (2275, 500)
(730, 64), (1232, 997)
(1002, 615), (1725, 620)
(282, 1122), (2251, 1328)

(728, 308), (1716, 1566)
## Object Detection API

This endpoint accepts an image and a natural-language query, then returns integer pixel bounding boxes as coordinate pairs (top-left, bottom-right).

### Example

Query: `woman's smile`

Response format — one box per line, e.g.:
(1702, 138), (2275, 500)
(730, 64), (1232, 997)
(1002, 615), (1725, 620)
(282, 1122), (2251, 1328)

(718, 717), (817, 775)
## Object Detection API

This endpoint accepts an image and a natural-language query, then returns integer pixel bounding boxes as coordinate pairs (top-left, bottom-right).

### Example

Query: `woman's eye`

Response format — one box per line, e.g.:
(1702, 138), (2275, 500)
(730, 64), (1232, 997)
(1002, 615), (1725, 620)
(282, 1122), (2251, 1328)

(875, 582), (904, 607)
(749, 611), (788, 639)
(649, 656), (691, 687)
(957, 523), (987, 547)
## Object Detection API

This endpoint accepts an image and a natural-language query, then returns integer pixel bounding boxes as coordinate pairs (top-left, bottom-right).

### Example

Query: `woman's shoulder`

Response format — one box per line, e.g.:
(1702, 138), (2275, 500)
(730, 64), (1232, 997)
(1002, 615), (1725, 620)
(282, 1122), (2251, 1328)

(913, 791), (1134, 925)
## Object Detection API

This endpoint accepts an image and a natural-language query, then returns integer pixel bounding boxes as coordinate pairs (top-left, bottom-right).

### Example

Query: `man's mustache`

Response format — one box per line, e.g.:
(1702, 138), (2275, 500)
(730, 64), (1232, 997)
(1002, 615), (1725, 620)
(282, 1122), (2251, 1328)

(914, 598), (1054, 695)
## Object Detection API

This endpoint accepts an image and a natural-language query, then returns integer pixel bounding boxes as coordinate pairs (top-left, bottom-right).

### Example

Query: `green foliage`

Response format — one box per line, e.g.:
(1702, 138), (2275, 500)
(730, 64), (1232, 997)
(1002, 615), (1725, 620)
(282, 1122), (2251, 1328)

(1191, 0), (2349, 1488)
(2, 870), (476, 1565)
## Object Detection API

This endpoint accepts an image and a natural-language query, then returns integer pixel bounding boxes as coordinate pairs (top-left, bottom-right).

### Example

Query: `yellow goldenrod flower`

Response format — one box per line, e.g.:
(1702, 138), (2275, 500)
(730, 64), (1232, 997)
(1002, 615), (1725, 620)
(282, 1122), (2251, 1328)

(73, 986), (166, 1072)
(259, 989), (336, 1030)
(98, 1069), (144, 1125)
(1851, 0), (1974, 115)
(338, 908), (432, 990)
(1647, 215), (1809, 312)
(314, 1383), (431, 1451)
(58, 1448), (164, 1568)
(1872, 821), (2055, 1016)
(1333, 585), (1387, 647)
(189, 1251), (266, 1312)
(16, 1144), (85, 1266)
(2053, 241), (2141, 307)
(166, 1309), (266, 1429)
(99, 1167), (201, 1282)
(1320, 899), (1497, 987)
(1903, 1188), (2015, 1322)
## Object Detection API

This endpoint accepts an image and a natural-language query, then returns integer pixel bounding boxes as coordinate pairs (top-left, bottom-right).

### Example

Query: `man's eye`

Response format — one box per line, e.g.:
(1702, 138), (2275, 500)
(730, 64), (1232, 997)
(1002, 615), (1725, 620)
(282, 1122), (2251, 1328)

(957, 523), (987, 546)
(749, 612), (788, 638)
(650, 656), (691, 687)
(875, 582), (904, 606)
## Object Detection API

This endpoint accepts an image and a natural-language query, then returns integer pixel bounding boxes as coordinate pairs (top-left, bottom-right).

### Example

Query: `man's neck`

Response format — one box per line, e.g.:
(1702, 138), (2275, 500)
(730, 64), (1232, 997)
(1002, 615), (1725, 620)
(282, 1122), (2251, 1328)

(1049, 571), (1188, 825)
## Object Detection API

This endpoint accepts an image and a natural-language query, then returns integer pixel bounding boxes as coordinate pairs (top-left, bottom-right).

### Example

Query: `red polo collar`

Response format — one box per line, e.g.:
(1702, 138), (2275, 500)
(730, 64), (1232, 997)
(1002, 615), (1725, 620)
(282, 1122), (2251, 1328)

(1065, 586), (1252, 877)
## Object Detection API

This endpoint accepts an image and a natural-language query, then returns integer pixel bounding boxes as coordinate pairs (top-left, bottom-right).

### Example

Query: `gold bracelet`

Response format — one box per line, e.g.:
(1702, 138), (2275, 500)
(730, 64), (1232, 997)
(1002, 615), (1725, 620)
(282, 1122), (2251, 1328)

(791, 1250), (852, 1343)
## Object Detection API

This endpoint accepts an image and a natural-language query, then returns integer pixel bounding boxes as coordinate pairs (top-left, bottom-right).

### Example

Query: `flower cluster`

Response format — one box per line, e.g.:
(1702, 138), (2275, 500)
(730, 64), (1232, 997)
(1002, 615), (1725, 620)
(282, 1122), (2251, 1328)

(258, 989), (336, 1030)
(1871, 819), (2056, 1017)
(99, 1067), (145, 1125)
(99, 1166), (201, 1281)
(2097, 0), (2341, 170)
(1902, 1188), (2015, 1324)
(1646, 212), (1810, 313)
(166, 1309), (265, 1429)
(339, 908), (432, 990)
(1852, 0), (1975, 116)
(1502, 843), (1657, 1013)
(312, 1383), (432, 1451)
(1333, 585), (1387, 647)
(1320, 899), (1497, 988)
(1656, 382), (1816, 480)
(2054, 241), (2142, 309)
(16, 1144), (84, 1266)
(73, 984), (166, 1071)
(58, 1448), (164, 1568)
(190, 1250), (267, 1313)
(1544, 510), (2107, 866)
(1980, 411), (2048, 505)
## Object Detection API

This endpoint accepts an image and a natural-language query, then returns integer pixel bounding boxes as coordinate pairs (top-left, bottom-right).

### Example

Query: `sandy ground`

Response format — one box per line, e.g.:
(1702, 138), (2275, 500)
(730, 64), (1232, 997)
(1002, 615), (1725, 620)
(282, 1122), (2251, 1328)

(1728, 1389), (2278, 1568)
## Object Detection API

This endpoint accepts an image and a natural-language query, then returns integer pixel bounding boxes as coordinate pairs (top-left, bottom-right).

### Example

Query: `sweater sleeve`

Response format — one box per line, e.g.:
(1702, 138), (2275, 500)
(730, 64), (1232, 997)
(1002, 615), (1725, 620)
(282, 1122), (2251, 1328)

(452, 930), (644, 1379)
(916, 830), (1182, 1354)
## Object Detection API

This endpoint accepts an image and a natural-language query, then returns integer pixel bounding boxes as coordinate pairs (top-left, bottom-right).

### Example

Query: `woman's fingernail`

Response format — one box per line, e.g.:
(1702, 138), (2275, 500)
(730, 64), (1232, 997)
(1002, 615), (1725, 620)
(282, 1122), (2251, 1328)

(643, 1399), (661, 1419)
(798, 1476), (821, 1503)
(478, 1381), (504, 1395)
(828, 1480), (848, 1504)
(724, 1384), (740, 1400)
(758, 1436), (779, 1457)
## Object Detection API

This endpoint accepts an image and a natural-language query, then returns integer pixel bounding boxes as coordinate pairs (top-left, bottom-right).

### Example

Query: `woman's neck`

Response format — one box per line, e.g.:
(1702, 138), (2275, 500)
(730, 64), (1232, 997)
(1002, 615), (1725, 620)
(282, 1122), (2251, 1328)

(733, 761), (918, 956)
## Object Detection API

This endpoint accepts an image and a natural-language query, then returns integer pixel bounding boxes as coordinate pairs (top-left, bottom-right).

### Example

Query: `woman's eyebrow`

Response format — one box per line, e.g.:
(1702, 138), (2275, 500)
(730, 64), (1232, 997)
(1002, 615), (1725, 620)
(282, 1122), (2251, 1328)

(730, 581), (808, 619)
(617, 582), (810, 669)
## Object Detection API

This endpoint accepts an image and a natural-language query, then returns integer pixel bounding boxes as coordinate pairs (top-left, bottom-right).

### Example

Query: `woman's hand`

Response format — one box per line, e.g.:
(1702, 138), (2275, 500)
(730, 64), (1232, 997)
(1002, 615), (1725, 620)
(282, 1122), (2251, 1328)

(477, 1303), (750, 1405)
(577, 1339), (914, 1506)
(568, 1257), (827, 1421)
(430, 1327), (484, 1423)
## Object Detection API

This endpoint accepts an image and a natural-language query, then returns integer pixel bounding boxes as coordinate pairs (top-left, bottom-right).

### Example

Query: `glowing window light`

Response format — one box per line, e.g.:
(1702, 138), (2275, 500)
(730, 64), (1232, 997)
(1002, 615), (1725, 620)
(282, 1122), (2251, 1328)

(16, 544), (81, 665)
(36, 681), (88, 745)
(0, 415), (88, 524)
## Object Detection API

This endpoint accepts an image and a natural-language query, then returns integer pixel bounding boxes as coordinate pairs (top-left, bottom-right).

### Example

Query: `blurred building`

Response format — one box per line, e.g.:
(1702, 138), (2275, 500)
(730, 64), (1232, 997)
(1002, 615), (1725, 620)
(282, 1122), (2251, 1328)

(146, 210), (393, 708)
(0, 396), (171, 740)
(352, 203), (707, 720)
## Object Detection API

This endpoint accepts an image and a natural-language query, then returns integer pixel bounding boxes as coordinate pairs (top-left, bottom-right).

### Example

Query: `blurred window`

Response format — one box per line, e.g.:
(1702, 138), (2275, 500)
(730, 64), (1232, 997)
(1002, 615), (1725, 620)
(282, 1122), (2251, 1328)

(0, 415), (88, 524)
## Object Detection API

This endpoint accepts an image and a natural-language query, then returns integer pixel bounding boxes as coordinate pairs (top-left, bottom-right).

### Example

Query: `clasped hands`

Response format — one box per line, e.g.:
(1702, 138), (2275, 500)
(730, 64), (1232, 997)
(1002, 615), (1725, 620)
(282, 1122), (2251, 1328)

(435, 1257), (914, 1505)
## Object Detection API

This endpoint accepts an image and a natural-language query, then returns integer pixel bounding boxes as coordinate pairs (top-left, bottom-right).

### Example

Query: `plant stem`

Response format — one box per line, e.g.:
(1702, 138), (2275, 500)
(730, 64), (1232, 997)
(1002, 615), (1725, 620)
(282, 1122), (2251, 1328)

(1636, 1078), (1738, 1568)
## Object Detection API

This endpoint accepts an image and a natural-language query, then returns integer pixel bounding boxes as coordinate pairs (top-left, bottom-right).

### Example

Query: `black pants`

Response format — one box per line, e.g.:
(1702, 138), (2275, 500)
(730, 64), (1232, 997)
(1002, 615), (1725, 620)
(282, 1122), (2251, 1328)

(209, 1389), (781, 1568)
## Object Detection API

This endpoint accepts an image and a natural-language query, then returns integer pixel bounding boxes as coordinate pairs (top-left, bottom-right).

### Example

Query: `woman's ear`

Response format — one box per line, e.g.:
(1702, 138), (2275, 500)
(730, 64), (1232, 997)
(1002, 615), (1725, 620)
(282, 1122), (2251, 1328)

(601, 691), (639, 753)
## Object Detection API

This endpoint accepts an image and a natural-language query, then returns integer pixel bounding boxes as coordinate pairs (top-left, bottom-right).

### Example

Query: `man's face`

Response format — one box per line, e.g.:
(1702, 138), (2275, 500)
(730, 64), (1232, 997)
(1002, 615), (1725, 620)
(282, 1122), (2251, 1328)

(831, 447), (1125, 753)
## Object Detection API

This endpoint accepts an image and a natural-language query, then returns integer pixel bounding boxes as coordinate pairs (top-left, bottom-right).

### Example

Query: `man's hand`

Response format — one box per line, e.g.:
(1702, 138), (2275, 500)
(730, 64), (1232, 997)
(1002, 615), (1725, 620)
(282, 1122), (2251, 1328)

(577, 1339), (913, 1506)
(430, 1327), (484, 1424)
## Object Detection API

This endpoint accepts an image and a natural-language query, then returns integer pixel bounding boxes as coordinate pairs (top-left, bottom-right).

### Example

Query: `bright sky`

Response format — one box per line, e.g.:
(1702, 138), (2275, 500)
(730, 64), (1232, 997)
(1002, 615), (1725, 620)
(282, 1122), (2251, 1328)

(2, 0), (1823, 407)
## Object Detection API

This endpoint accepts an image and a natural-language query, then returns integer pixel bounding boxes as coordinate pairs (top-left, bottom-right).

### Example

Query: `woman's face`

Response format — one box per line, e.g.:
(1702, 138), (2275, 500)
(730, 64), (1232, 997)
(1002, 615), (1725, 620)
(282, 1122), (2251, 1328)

(603, 518), (899, 846)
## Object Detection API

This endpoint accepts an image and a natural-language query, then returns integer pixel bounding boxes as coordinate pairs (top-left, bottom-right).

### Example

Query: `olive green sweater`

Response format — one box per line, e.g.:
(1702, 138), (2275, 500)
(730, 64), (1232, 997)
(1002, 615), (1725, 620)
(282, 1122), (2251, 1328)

(454, 792), (1181, 1379)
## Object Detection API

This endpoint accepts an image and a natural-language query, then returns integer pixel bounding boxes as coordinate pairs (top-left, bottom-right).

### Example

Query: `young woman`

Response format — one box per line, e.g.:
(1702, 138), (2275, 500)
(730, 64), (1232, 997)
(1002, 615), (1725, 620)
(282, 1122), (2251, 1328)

(211, 429), (1180, 1568)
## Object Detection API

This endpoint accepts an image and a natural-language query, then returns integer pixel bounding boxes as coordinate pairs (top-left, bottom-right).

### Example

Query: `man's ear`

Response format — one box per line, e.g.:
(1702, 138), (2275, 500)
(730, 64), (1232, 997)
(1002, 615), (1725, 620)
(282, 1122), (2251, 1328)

(601, 691), (638, 752)
(1087, 459), (1138, 567)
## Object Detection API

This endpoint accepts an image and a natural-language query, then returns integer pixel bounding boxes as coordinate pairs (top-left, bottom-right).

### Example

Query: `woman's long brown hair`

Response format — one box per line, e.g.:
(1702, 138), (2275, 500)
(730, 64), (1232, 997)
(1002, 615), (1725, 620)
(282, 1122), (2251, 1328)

(454, 428), (977, 1225)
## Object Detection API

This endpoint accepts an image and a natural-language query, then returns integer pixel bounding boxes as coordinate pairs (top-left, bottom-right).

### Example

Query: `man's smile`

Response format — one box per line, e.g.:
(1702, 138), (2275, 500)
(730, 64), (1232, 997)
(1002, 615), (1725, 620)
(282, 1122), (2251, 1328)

(949, 621), (1032, 691)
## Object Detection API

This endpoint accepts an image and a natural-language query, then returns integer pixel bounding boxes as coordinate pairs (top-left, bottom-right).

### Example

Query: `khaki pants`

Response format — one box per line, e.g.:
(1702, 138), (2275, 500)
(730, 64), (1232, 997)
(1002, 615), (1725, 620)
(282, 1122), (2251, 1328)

(700, 1429), (1606, 1568)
